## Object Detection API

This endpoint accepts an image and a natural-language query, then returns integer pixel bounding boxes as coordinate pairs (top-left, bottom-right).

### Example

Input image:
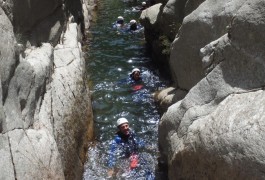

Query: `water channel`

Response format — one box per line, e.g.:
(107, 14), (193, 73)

(83, 0), (169, 179)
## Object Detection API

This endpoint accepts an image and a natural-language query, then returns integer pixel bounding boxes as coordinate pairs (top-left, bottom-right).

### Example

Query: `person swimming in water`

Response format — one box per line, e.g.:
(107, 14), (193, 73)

(140, 1), (148, 10)
(107, 118), (144, 177)
(113, 16), (125, 29)
(129, 19), (138, 31)
(130, 68), (144, 91)
(130, 68), (141, 81)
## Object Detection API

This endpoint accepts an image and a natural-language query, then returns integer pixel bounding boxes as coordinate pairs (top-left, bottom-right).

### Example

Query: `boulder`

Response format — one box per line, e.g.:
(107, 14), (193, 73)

(184, 0), (205, 16)
(0, 0), (14, 21)
(1, 0), (65, 46)
(1, 22), (93, 180)
(0, 43), (65, 179)
(0, 82), (4, 133)
(9, 129), (64, 179)
(50, 23), (93, 180)
(13, 0), (62, 33)
(159, 0), (265, 179)
(169, 0), (244, 90)
(153, 87), (187, 113)
(140, 3), (163, 44)
(3, 44), (53, 132)
(139, 0), (203, 76)
(0, 0), (95, 179)
(0, 134), (15, 180)
(83, 0), (97, 30)
(0, 7), (16, 104)
(29, 6), (65, 46)
(140, 3), (172, 72)
(160, 0), (187, 41)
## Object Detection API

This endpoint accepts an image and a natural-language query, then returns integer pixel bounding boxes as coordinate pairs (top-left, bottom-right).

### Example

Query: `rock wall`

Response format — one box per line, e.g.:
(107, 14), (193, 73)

(151, 0), (265, 179)
(0, 0), (96, 179)
(139, 0), (205, 79)
(169, 0), (243, 90)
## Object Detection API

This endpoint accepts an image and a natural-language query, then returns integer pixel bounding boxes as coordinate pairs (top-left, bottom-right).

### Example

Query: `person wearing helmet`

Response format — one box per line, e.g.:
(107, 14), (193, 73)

(117, 16), (124, 25)
(116, 118), (131, 136)
(130, 68), (144, 91)
(113, 16), (125, 29)
(130, 68), (141, 81)
(107, 118), (144, 177)
(129, 19), (138, 31)
(140, 1), (147, 10)
(133, 1), (148, 11)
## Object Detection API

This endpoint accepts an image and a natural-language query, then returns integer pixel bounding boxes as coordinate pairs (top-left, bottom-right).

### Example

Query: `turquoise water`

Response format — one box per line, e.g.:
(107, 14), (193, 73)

(83, 0), (169, 179)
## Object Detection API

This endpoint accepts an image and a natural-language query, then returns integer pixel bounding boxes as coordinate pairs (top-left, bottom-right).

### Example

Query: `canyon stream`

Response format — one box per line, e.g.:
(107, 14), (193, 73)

(83, 0), (170, 179)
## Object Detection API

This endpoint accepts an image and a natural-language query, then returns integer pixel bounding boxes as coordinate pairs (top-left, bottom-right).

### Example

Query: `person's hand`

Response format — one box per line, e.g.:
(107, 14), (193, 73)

(107, 169), (114, 178)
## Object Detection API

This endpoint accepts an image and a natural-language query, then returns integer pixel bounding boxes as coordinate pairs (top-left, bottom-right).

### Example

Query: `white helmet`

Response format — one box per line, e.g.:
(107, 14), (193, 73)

(117, 16), (124, 20)
(117, 118), (129, 127)
(142, 1), (146, 5)
(130, 19), (137, 25)
(131, 68), (140, 74)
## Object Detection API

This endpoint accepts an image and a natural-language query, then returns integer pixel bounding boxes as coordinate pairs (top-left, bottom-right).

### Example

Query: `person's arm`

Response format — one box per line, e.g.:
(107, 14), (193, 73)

(137, 137), (145, 148)
(107, 136), (121, 177)
(108, 139), (117, 167)
(132, 132), (145, 148)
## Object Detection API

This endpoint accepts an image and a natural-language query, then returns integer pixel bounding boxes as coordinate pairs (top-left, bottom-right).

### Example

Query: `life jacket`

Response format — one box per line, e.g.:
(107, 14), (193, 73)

(130, 23), (138, 31)
(115, 131), (138, 158)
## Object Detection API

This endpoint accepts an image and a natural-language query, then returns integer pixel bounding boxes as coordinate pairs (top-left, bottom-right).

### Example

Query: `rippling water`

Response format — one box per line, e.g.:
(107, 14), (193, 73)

(83, 0), (169, 179)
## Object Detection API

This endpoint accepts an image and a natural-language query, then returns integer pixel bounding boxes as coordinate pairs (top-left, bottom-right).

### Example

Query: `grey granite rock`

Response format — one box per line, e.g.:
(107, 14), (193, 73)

(0, 1), (95, 179)
(159, 0), (265, 179)
(170, 0), (244, 90)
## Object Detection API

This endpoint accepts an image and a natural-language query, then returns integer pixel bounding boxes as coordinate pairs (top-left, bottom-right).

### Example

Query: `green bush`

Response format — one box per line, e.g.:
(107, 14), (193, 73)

(159, 35), (171, 55)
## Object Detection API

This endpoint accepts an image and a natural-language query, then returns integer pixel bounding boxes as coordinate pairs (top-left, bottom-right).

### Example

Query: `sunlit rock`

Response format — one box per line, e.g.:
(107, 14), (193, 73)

(9, 129), (64, 179)
(51, 23), (94, 179)
(159, 0), (265, 179)
(0, 134), (15, 179)
(0, 0), (95, 179)
(0, 7), (16, 105)
(3, 43), (53, 132)
(170, 0), (244, 90)
(153, 87), (187, 113)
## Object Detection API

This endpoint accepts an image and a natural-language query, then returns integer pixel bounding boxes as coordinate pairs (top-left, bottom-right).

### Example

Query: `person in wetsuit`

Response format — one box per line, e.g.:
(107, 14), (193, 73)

(127, 20), (144, 33)
(130, 68), (144, 91)
(107, 118), (143, 177)
(129, 19), (139, 31)
(140, 1), (147, 10)
(113, 16), (125, 29)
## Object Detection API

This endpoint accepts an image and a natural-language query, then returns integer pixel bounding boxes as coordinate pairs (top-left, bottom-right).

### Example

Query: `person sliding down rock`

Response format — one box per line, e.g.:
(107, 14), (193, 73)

(107, 118), (144, 177)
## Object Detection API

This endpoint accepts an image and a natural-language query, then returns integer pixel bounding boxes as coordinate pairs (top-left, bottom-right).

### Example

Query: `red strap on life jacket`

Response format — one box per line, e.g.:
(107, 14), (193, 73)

(130, 154), (139, 169)
(132, 84), (143, 91)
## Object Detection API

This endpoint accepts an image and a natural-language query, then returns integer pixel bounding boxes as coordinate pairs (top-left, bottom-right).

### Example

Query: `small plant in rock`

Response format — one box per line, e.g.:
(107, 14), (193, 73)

(159, 35), (171, 56)
(15, 33), (24, 44)
(169, 22), (181, 36)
